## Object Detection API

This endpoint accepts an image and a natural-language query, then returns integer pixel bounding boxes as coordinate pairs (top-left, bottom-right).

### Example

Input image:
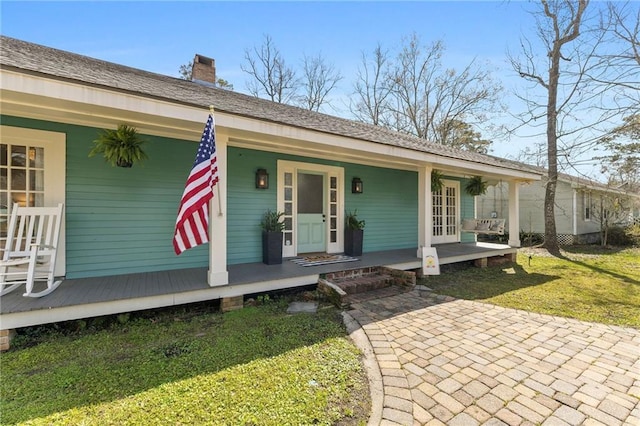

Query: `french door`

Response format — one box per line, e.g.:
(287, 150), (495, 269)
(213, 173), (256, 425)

(1, 126), (66, 275)
(432, 180), (460, 244)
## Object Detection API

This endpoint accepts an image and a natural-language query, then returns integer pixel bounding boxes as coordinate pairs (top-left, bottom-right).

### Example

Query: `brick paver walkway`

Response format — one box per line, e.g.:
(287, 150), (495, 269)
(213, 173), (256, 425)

(347, 286), (640, 425)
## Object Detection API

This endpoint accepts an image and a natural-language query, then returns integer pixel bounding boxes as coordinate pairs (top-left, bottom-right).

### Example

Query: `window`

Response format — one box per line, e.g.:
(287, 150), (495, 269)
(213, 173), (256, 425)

(1, 145), (45, 212)
(584, 192), (592, 221)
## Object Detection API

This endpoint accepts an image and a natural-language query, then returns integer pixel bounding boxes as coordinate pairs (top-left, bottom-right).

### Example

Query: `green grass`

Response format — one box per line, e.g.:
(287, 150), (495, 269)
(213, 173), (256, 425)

(423, 246), (640, 328)
(1, 298), (370, 425)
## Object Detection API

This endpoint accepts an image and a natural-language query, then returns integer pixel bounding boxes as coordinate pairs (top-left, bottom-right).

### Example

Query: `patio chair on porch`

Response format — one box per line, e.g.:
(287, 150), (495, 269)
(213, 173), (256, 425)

(0, 203), (64, 298)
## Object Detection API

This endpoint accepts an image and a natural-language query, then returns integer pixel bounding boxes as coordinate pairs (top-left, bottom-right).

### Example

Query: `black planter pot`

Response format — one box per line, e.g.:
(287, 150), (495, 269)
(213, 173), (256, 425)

(262, 231), (283, 265)
(116, 158), (133, 168)
(344, 229), (364, 256)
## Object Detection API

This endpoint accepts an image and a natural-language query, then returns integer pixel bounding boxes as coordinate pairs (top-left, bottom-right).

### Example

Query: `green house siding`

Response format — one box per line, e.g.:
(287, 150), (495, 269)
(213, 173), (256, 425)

(344, 164), (418, 252)
(2, 116), (208, 278)
(227, 147), (419, 264)
(3, 116), (477, 277)
(226, 148), (279, 264)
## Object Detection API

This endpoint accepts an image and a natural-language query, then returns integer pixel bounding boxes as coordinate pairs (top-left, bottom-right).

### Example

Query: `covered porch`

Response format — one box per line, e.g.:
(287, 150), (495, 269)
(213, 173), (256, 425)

(0, 242), (516, 330)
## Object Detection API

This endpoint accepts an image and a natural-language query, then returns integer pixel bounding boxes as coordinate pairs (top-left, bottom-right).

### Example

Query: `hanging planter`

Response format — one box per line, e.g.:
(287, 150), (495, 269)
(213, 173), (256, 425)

(465, 176), (488, 196)
(89, 124), (148, 168)
(431, 170), (444, 192)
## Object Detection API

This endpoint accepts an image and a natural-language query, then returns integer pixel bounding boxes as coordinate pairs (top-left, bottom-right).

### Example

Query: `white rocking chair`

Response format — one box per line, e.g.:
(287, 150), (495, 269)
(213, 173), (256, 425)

(0, 203), (64, 298)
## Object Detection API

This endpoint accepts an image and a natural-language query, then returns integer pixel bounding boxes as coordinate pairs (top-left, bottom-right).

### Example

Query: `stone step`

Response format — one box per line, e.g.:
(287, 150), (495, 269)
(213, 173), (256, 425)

(318, 266), (417, 310)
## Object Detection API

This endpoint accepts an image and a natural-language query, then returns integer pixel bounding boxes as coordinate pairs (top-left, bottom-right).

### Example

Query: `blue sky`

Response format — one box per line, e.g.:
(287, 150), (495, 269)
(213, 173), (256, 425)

(1, 1), (525, 80)
(0, 1), (609, 177)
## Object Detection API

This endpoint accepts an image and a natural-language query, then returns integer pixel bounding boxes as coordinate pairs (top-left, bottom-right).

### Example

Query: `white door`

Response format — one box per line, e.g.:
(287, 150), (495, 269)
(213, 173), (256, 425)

(432, 180), (460, 244)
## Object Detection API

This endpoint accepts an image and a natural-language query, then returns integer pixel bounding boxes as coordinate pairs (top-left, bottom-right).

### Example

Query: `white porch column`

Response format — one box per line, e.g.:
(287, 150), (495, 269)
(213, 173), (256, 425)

(418, 166), (433, 256)
(208, 132), (229, 286)
(508, 179), (521, 247)
(572, 189), (578, 235)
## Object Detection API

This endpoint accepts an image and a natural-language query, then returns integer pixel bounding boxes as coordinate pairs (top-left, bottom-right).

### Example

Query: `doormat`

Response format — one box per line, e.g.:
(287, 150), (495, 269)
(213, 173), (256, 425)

(290, 254), (360, 267)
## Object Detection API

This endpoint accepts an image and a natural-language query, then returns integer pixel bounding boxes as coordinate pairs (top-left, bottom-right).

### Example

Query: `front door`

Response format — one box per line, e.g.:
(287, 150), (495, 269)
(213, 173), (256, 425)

(432, 180), (460, 244)
(297, 172), (325, 253)
(278, 160), (344, 258)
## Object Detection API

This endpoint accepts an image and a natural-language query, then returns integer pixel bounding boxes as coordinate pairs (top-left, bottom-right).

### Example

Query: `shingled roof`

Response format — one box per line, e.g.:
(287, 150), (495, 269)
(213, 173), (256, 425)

(1, 35), (539, 175)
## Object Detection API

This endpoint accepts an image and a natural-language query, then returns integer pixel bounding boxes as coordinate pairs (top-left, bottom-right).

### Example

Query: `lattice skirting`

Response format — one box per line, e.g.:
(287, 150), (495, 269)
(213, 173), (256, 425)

(524, 233), (601, 246)
(557, 234), (575, 245)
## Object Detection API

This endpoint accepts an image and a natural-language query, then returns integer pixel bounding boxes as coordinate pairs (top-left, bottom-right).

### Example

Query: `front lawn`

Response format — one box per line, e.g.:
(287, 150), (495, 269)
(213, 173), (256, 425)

(1, 298), (370, 425)
(423, 246), (640, 328)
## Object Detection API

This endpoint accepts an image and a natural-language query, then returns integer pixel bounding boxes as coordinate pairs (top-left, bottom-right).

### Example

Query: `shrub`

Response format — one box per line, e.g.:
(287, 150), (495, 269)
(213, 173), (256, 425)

(624, 223), (640, 246)
(519, 231), (544, 247)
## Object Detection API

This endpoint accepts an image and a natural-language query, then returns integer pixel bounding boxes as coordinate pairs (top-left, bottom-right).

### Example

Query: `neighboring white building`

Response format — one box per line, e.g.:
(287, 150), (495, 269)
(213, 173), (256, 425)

(478, 172), (640, 245)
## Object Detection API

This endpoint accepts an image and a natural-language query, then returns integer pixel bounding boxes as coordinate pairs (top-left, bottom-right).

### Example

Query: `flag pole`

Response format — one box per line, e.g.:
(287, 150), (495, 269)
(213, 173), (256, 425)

(210, 105), (223, 217)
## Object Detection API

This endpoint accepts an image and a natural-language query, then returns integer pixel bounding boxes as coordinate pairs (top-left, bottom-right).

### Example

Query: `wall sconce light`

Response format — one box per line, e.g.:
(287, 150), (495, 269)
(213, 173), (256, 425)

(255, 168), (269, 189)
(352, 177), (363, 194)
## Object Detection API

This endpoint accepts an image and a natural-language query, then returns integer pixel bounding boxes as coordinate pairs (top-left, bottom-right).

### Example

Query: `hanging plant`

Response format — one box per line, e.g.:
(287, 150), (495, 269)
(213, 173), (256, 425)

(431, 170), (444, 192)
(89, 124), (148, 168)
(465, 176), (488, 196)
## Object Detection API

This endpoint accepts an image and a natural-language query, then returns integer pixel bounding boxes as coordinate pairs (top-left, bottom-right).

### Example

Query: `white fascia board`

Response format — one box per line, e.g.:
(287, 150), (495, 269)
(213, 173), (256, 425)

(1, 69), (540, 180)
(1, 70), (206, 138)
(569, 181), (634, 197)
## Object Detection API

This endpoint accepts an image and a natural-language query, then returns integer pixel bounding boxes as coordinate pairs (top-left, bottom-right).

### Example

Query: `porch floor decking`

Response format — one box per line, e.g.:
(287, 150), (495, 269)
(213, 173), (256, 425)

(0, 243), (515, 329)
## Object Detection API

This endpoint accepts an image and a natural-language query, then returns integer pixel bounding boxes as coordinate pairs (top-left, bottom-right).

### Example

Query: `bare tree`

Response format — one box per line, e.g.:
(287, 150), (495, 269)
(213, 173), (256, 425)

(241, 34), (298, 104)
(350, 44), (393, 126)
(509, 0), (595, 254)
(388, 34), (503, 146)
(514, 142), (548, 168)
(509, 1), (639, 254)
(298, 53), (343, 112)
(608, 2), (639, 66)
(587, 2), (640, 115)
(350, 34), (502, 151)
(593, 2), (640, 192)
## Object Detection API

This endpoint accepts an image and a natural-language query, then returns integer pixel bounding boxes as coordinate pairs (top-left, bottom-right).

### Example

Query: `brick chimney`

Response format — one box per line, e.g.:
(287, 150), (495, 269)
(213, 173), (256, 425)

(191, 54), (216, 87)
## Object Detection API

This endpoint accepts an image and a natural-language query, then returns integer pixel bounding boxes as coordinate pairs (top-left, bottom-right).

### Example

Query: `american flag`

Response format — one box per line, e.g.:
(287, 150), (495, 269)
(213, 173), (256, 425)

(173, 114), (219, 255)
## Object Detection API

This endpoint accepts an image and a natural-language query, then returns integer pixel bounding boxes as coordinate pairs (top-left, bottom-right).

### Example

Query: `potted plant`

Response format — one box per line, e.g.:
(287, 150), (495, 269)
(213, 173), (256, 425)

(260, 210), (285, 265)
(89, 124), (148, 168)
(344, 210), (365, 256)
(465, 176), (488, 196)
(431, 169), (444, 192)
